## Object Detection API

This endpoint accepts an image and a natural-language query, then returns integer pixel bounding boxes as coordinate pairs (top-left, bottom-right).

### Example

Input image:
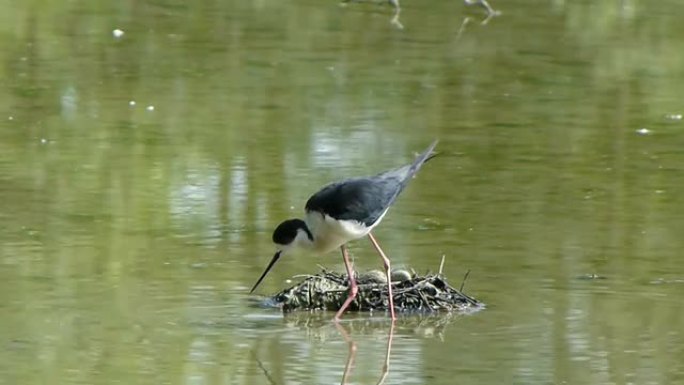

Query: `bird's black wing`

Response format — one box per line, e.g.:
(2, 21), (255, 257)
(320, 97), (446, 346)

(305, 140), (438, 227)
(305, 177), (397, 227)
(363, 139), (439, 210)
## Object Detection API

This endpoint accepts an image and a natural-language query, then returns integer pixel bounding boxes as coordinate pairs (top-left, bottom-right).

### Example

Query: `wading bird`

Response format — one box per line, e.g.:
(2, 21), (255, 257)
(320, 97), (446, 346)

(250, 140), (438, 321)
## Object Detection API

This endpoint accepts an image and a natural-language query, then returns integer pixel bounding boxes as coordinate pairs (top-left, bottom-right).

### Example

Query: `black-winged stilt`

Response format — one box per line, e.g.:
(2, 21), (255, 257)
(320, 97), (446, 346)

(250, 140), (439, 321)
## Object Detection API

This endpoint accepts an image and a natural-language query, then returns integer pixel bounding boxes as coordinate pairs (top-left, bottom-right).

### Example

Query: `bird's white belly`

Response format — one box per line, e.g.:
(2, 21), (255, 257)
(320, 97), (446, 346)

(305, 210), (387, 254)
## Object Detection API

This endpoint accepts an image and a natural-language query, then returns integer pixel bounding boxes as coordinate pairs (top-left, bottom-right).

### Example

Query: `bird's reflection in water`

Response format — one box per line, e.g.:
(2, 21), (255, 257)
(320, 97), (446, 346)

(336, 321), (394, 385)
(340, 0), (404, 30)
(390, 10), (403, 30)
(339, 0), (504, 31)
(388, 0), (403, 30)
(280, 312), (462, 384)
(464, 0), (499, 18)
(457, 0), (501, 39)
(455, 12), (499, 40)
(249, 313), (466, 384)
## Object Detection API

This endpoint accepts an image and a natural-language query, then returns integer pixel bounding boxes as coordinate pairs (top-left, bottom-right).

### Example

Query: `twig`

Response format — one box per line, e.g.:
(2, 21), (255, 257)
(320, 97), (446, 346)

(392, 277), (436, 295)
(417, 290), (432, 310)
(459, 270), (471, 292)
(291, 274), (318, 279)
(438, 255), (446, 275)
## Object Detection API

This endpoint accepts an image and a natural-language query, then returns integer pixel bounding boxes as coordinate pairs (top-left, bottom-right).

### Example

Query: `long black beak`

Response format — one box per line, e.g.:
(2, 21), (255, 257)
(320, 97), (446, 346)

(249, 251), (282, 293)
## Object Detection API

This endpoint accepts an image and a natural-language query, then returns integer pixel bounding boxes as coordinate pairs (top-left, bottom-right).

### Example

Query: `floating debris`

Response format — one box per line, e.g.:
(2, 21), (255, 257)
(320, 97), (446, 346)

(146, 105), (155, 111)
(112, 29), (125, 38)
(575, 273), (607, 280)
(129, 100), (136, 107)
(636, 127), (650, 135)
(650, 277), (684, 285)
(263, 267), (483, 313)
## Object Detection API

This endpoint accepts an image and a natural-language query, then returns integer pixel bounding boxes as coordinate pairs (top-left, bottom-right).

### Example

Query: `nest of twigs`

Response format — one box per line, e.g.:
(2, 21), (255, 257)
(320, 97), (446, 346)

(267, 263), (483, 313)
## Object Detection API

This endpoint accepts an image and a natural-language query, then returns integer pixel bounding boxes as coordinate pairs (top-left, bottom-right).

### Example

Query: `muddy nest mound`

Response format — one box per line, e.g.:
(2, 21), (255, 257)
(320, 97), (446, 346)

(267, 267), (483, 313)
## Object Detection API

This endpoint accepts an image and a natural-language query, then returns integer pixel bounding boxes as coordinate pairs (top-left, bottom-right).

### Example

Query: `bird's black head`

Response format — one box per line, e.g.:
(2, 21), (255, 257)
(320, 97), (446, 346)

(249, 219), (313, 294)
(272, 218), (311, 245)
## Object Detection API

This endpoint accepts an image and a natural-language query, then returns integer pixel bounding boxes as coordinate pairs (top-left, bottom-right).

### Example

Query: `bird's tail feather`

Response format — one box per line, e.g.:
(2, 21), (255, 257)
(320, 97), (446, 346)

(384, 139), (439, 206)
(405, 139), (438, 181)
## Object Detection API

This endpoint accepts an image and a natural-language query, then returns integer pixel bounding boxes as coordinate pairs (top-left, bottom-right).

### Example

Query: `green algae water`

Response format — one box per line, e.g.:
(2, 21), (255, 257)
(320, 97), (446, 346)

(1, 0), (683, 384)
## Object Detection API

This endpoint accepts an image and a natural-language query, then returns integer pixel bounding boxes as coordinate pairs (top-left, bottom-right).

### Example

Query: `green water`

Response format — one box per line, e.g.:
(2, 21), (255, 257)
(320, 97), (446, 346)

(1, 0), (683, 384)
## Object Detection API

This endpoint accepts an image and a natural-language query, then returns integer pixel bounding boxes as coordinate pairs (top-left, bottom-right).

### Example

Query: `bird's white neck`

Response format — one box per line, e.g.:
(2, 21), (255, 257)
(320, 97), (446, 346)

(292, 226), (315, 250)
(302, 212), (371, 254)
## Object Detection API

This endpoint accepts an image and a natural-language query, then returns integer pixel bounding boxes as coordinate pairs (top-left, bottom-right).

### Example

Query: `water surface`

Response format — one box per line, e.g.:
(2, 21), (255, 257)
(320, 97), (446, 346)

(1, 0), (684, 384)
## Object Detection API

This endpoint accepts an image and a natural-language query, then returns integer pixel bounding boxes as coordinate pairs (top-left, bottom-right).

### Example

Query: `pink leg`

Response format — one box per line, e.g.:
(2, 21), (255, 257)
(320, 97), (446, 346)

(368, 233), (397, 320)
(334, 244), (358, 321)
